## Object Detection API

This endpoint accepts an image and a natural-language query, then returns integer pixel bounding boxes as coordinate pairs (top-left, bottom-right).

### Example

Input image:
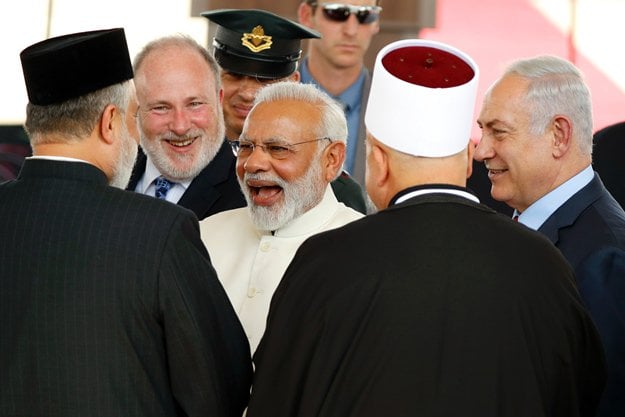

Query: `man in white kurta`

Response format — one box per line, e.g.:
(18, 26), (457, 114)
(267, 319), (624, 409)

(200, 185), (362, 351)
(199, 80), (364, 352)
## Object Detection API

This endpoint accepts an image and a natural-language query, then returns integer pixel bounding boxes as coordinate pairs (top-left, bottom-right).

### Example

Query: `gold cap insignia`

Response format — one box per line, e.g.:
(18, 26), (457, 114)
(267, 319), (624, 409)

(241, 25), (273, 53)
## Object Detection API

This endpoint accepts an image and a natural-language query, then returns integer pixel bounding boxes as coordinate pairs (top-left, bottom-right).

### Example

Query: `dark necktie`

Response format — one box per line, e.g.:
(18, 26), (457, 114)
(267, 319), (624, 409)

(154, 176), (174, 200)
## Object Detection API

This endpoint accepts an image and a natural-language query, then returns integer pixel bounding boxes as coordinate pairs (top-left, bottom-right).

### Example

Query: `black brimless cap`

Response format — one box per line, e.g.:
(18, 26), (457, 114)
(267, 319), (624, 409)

(20, 28), (133, 105)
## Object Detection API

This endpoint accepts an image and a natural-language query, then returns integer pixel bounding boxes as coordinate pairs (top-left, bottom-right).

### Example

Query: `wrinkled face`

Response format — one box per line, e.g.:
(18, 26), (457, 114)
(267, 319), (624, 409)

(236, 99), (328, 230)
(475, 75), (557, 212)
(303, 0), (380, 70)
(135, 45), (225, 181)
(221, 71), (297, 140)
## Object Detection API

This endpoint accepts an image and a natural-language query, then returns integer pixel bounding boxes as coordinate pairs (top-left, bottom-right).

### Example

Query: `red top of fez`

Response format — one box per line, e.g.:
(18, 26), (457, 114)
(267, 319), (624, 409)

(382, 46), (474, 88)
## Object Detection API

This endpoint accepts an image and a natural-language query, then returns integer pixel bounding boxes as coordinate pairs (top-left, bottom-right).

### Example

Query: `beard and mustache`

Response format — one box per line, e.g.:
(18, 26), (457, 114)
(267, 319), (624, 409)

(238, 153), (326, 231)
(139, 112), (226, 182)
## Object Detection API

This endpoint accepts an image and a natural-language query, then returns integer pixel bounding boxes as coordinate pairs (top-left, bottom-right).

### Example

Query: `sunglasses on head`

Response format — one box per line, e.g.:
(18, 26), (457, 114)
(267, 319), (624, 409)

(314, 2), (382, 24)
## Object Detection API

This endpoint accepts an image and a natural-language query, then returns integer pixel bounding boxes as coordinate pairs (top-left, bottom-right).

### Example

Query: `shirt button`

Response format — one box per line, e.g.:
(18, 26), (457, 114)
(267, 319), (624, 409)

(247, 287), (257, 298)
(260, 242), (271, 252)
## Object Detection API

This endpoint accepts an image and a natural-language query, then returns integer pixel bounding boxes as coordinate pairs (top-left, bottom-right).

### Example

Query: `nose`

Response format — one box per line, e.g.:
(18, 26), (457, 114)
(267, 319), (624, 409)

(241, 144), (271, 173)
(238, 76), (262, 101)
(169, 108), (192, 135)
(474, 133), (494, 162)
(342, 13), (360, 35)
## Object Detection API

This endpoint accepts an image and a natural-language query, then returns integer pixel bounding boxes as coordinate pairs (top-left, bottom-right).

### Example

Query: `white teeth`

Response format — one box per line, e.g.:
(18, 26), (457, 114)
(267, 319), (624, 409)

(168, 139), (194, 147)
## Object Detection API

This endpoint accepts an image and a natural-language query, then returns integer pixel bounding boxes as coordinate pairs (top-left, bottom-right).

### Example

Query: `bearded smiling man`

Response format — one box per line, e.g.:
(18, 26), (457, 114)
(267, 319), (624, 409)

(126, 35), (246, 219)
(200, 81), (363, 352)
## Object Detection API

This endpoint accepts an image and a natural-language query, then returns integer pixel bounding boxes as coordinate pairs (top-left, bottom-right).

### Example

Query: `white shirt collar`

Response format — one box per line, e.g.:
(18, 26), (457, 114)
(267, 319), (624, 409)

(135, 157), (192, 203)
(27, 155), (90, 164)
(395, 187), (480, 205)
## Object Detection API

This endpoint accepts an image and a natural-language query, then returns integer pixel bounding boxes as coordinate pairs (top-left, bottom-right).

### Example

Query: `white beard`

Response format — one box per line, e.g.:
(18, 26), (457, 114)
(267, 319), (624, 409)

(110, 121), (139, 189)
(240, 156), (326, 231)
(139, 113), (225, 182)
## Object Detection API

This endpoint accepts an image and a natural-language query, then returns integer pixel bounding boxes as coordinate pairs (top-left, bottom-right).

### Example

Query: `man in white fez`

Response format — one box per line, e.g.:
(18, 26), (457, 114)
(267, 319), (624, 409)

(0, 28), (251, 417)
(246, 39), (606, 417)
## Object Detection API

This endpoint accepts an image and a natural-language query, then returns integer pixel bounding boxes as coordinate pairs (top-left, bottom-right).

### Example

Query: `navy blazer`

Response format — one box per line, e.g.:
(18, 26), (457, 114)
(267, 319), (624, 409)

(127, 140), (246, 220)
(539, 173), (625, 417)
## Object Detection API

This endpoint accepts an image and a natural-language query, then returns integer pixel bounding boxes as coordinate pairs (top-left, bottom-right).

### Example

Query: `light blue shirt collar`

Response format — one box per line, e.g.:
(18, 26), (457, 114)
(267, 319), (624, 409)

(299, 57), (366, 175)
(517, 165), (594, 230)
(135, 157), (191, 203)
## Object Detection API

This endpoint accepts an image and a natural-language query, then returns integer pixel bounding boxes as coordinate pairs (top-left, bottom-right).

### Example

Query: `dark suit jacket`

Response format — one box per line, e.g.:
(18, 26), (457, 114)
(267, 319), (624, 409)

(127, 140), (246, 220)
(539, 173), (625, 417)
(0, 159), (252, 417)
(331, 171), (367, 214)
(249, 189), (605, 417)
(593, 121), (625, 209)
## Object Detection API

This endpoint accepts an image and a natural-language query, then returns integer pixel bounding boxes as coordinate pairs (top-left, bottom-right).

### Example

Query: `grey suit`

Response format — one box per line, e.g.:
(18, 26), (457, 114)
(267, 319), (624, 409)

(0, 159), (252, 417)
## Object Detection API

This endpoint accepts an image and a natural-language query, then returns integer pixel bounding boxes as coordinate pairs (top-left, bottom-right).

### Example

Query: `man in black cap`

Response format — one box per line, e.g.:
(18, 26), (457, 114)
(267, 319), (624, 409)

(202, 8), (369, 214)
(0, 28), (252, 417)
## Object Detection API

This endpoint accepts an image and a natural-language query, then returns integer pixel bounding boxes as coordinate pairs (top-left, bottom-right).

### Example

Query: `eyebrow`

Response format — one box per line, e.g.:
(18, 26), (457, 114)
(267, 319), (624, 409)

(239, 136), (289, 144)
(479, 119), (511, 129)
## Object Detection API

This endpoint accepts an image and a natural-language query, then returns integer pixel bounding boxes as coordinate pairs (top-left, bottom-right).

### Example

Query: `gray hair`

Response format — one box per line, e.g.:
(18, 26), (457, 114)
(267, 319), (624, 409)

(25, 80), (133, 145)
(503, 55), (593, 155)
(133, 34), (221, 93)
(253, 81), (348, 147)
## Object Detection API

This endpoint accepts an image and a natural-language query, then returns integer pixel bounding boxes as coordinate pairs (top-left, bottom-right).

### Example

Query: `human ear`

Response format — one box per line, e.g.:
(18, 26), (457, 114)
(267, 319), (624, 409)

(297, 2), (314, 27)
(552, 115), (573, 158)
(322, 140), (346, 181)
(99, 104), (118, 145)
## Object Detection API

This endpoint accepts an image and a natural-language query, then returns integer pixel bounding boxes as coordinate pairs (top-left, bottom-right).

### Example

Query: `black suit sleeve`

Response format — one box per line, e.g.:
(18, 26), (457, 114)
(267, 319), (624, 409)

(160, 212), (252, 417)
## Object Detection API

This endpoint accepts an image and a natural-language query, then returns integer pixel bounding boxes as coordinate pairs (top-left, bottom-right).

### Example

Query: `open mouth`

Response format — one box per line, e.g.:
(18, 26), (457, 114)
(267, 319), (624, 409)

(165, 137), (197, 149)
(247, 180), (283, 206)
(486, 166), (508, 178)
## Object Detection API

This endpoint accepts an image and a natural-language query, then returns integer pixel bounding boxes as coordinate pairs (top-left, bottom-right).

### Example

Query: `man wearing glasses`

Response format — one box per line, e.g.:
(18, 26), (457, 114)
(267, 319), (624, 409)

(298, 0), (382, 187)
(199, 81), (363, 353)
(202, 8), (369, 214)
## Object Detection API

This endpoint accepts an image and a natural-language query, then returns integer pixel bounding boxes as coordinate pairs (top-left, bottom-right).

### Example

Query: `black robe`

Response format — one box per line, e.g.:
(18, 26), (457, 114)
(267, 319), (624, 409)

(247, 189), (606, 417)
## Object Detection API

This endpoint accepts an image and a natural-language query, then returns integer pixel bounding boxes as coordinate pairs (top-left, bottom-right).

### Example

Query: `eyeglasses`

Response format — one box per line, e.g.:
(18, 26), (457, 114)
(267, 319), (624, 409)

(230, 137), (332, 160)
(313, 3), (382, 24)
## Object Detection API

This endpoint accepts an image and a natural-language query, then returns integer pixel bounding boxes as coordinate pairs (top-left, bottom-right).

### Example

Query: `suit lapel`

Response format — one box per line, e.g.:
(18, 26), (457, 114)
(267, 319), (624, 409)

(538, 174), (604, 244)
(126, 148), (147, 192)
(177, 140), (234, 218)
